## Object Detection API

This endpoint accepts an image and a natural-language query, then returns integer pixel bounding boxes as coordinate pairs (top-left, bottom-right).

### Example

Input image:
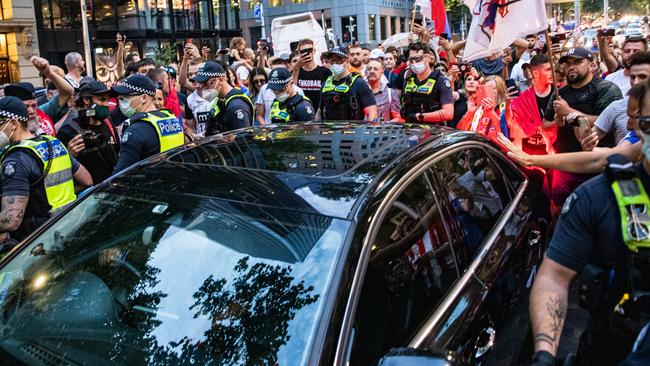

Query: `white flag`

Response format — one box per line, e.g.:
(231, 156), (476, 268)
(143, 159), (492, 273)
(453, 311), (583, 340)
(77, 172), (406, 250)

(414, 0), (432, 20)
(463, 0), (548, 62)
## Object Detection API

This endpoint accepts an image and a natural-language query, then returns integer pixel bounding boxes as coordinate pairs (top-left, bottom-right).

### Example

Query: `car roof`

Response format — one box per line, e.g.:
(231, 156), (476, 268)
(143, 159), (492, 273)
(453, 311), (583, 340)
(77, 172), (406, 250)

(108, 123), (460, 219)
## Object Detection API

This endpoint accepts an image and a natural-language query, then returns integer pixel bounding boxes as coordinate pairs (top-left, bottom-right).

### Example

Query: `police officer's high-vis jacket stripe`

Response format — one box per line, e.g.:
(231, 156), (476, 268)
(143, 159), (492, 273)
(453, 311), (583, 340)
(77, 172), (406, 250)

(270, 95), (311, 123)
(3, 136), (76, 210)
(136, 110), (184, 152)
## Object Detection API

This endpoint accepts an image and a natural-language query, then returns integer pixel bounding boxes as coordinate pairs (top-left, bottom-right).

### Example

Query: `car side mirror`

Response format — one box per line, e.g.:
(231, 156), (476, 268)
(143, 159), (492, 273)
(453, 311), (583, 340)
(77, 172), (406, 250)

(378, 347), (458, 366)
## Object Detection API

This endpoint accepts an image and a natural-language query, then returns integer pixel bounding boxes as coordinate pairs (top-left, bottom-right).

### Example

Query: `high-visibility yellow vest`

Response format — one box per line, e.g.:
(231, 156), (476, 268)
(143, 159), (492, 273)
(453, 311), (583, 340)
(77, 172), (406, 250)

(3, 136), (76, 210)
(270, 95), (311, 123)
(136, 110), (184, 152)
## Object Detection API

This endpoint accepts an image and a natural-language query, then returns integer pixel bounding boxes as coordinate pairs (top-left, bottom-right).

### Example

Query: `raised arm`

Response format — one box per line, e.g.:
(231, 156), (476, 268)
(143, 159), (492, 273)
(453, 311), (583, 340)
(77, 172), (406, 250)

(32, 56), (74, 108)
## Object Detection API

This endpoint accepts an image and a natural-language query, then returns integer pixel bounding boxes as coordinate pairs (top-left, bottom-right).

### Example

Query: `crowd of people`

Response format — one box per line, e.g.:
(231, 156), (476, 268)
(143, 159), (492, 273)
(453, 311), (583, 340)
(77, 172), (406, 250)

(1, 23), (650, 364)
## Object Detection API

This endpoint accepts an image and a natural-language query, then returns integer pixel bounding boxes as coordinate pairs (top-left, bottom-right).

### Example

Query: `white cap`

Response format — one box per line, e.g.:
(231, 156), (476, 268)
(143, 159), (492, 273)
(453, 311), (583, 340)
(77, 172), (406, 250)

(369, 49), (385, 60)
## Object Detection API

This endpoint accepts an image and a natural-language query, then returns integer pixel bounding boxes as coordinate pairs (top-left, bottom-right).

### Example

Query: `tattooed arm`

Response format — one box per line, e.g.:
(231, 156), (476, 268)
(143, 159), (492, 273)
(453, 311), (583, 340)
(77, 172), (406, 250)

(0, 196), (28, 241)
(530, 256), (577, 356)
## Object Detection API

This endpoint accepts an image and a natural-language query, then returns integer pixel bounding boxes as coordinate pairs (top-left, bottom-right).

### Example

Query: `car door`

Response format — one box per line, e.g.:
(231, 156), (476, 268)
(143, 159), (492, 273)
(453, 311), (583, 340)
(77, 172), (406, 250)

(340, 171), (463, 366)
(408, 143), (532, 364)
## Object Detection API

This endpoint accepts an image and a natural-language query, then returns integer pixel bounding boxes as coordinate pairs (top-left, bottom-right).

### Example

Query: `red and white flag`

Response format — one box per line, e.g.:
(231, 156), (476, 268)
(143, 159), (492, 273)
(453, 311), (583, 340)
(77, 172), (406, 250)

(463, 0), (548, 61)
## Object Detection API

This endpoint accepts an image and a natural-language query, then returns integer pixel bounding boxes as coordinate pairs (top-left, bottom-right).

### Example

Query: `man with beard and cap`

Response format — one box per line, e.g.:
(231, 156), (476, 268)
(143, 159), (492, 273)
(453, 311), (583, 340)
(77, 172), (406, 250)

(543, 47), (623, 213)
(3, 57), (73, 136)
(528, 77), (650, 366)
(600, 35), (648, 95)
(112, 74), (183, 173)
(268, 67), (314, 123)
(197, 61), (254, 135)
(318, 45), (377, 121)
(0, 96), (92, 246)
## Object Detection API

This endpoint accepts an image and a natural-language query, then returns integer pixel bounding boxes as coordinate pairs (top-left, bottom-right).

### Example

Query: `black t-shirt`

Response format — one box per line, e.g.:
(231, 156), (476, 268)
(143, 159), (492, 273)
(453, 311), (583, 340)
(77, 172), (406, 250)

(297, 66), (331, 112)
(544, 78), (623, 153)
(114, 121), (160, 173)
(521, 92), (553, 155)
(58, 118), (120, 184)
(451, 93), (468, 129)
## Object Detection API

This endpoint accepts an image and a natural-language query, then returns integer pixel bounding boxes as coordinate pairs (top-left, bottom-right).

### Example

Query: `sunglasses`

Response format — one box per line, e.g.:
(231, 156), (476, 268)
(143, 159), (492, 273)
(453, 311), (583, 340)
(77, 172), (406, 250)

(253, 79), (266, 85)
(408, 55), (425, 63)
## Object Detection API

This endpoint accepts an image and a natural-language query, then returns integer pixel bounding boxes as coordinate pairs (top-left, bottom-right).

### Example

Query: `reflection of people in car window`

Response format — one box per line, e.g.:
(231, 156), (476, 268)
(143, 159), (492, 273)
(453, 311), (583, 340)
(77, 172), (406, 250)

(450, 185), (484, 255)
(456, 157), (503, 217)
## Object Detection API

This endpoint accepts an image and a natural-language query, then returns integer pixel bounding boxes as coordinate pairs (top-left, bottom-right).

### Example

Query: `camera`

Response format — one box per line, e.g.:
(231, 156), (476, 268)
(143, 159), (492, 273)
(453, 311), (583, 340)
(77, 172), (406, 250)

(550, 33), (567, 44)
(80, 129), (108, 148)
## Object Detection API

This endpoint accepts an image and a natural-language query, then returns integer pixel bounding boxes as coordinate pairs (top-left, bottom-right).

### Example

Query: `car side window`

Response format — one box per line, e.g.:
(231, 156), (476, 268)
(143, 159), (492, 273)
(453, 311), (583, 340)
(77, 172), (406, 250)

(432, 148), (511, 259)
(349, 173), (459, 365)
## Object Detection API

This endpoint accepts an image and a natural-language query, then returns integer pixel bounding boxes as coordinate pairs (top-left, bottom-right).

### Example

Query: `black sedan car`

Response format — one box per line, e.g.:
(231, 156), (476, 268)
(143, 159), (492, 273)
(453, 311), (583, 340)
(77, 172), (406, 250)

(0, 123), (547, 365)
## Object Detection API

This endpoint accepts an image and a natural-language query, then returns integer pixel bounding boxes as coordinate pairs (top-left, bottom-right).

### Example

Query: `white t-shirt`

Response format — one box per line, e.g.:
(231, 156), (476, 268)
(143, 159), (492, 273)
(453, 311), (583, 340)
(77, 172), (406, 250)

(255, 84), (304, 124)
(605, 69), (630, 96)
(187, 90), (211, 136)
(236, 65), (250, 84)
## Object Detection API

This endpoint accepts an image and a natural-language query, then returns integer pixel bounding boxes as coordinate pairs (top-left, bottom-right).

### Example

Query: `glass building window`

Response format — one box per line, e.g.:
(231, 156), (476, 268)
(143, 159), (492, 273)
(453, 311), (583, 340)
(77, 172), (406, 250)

(400, 17), (406, 32)
(292, 0), (305, 3)
(269, 0), (282, 7)
(368, 15), (375, 42)
(392, 17), (398, 36)
(380, 16), (387, 40)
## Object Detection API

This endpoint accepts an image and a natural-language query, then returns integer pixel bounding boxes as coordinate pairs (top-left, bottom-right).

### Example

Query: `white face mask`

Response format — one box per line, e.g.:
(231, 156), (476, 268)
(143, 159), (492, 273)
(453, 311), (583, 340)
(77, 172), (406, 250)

(201, 80), (220, 101)
(119, 98), (137, 118)
(276, 92), (290, 103)
(330, 63), (346, 78)
(411, 61), (427, 74)
(0, 122), (15, 150)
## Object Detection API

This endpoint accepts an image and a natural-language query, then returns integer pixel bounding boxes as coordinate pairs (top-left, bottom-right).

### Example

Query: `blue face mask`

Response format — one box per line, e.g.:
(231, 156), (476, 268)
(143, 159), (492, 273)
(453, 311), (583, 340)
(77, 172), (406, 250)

(119, 98), (137, 118)
(330, 63), (346, 78)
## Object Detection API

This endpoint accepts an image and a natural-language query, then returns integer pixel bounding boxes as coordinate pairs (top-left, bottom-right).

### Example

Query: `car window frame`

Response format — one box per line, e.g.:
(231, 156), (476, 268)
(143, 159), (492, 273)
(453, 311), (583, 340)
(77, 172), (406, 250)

(407, 142), (529, 349)
(333, 147), (459, 365)
(332, 141), (529, 365)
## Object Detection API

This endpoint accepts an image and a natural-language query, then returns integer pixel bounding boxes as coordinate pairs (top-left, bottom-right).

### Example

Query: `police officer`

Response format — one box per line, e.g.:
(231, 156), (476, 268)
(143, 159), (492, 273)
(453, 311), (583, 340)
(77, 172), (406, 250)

(318, 45), (377, 121)
(0, 96), (92, 244)
(268, 67), (315, 123)
(191, 61), (253, 135)
(400, 42), (454, 124)
(112, 74), (184, 173)
(528, 79), (650, 366)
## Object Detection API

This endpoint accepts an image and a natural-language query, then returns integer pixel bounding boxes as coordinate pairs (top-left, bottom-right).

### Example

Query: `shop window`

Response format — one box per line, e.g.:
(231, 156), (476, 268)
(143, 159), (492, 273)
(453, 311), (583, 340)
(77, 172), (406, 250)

(269, 0), (282, 7)
(368, 15), (376, 41)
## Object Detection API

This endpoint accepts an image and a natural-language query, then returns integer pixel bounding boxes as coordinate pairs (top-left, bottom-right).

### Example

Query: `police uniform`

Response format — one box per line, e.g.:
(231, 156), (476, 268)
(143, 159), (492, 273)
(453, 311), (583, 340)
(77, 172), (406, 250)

(112, 74), (184, 173)
(547, 155), (650, 365)
(320, 73), (364, 121)
(400, 70), (453, 123)
(207, 89), (254, 135)
(0, 97), (78, 241)
(267, 67), (315, 123)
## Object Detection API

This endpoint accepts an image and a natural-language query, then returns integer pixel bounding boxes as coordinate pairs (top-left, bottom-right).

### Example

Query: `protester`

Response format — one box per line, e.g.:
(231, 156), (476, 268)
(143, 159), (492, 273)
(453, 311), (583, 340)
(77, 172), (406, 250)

(0, 96), (92, 244)
(292, 39), (331, 112)
(147, 67), (182, 119)
(400, 42), (454, 124)
(601, 36), (648, 95)
(136, 58), (157, 75)
(348, 43), (365, 74)
(457, 75), (510, 141)
(383, 50), (399, 87)
(57, 79), (119, 184)
(543, 47), (623, 210)
(364, 60), (399, 121)
(268, 68), (314, 123)
(319, 45), (377, 121)
(234, 48), (255, 87)
(248, 67), (268, 105)
(594, 51), (650, 146)
(64, 52), (85, 88)
(228, 37), (247, 64)
(450, 67), (480, 128)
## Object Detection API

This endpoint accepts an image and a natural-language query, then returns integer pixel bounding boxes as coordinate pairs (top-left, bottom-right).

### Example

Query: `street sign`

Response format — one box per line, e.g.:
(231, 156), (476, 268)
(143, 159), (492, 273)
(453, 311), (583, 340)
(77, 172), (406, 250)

(254, 4), (261, 18)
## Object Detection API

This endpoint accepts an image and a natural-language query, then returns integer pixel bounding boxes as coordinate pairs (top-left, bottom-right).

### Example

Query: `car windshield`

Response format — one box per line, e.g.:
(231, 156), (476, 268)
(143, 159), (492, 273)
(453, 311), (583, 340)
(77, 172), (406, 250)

(0, 186), (349, 365)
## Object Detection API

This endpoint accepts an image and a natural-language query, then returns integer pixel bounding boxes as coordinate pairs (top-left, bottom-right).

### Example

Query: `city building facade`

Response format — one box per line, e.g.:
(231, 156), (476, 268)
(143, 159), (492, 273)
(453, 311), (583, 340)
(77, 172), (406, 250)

(238, 0), (413, 49)
(0, 0), (41, 86)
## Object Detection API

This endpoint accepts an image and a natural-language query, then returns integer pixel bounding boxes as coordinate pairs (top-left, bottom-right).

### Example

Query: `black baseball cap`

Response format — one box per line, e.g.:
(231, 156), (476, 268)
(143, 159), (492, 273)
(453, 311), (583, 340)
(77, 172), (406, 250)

(0, 96), (29, 122)
(3, 82), (36, 101)
(111, 74), (157, 97)
(322, 45), (349, 59)
(267, 68), (293, 91)
(190, 61), (226, 83)
(559, 47), (594, 64)
(79, 80), (110, 97)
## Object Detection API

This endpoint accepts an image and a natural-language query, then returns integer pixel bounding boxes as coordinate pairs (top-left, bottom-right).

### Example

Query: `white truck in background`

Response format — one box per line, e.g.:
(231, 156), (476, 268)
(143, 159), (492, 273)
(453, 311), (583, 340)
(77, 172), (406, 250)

(271, 12), (331, 64)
